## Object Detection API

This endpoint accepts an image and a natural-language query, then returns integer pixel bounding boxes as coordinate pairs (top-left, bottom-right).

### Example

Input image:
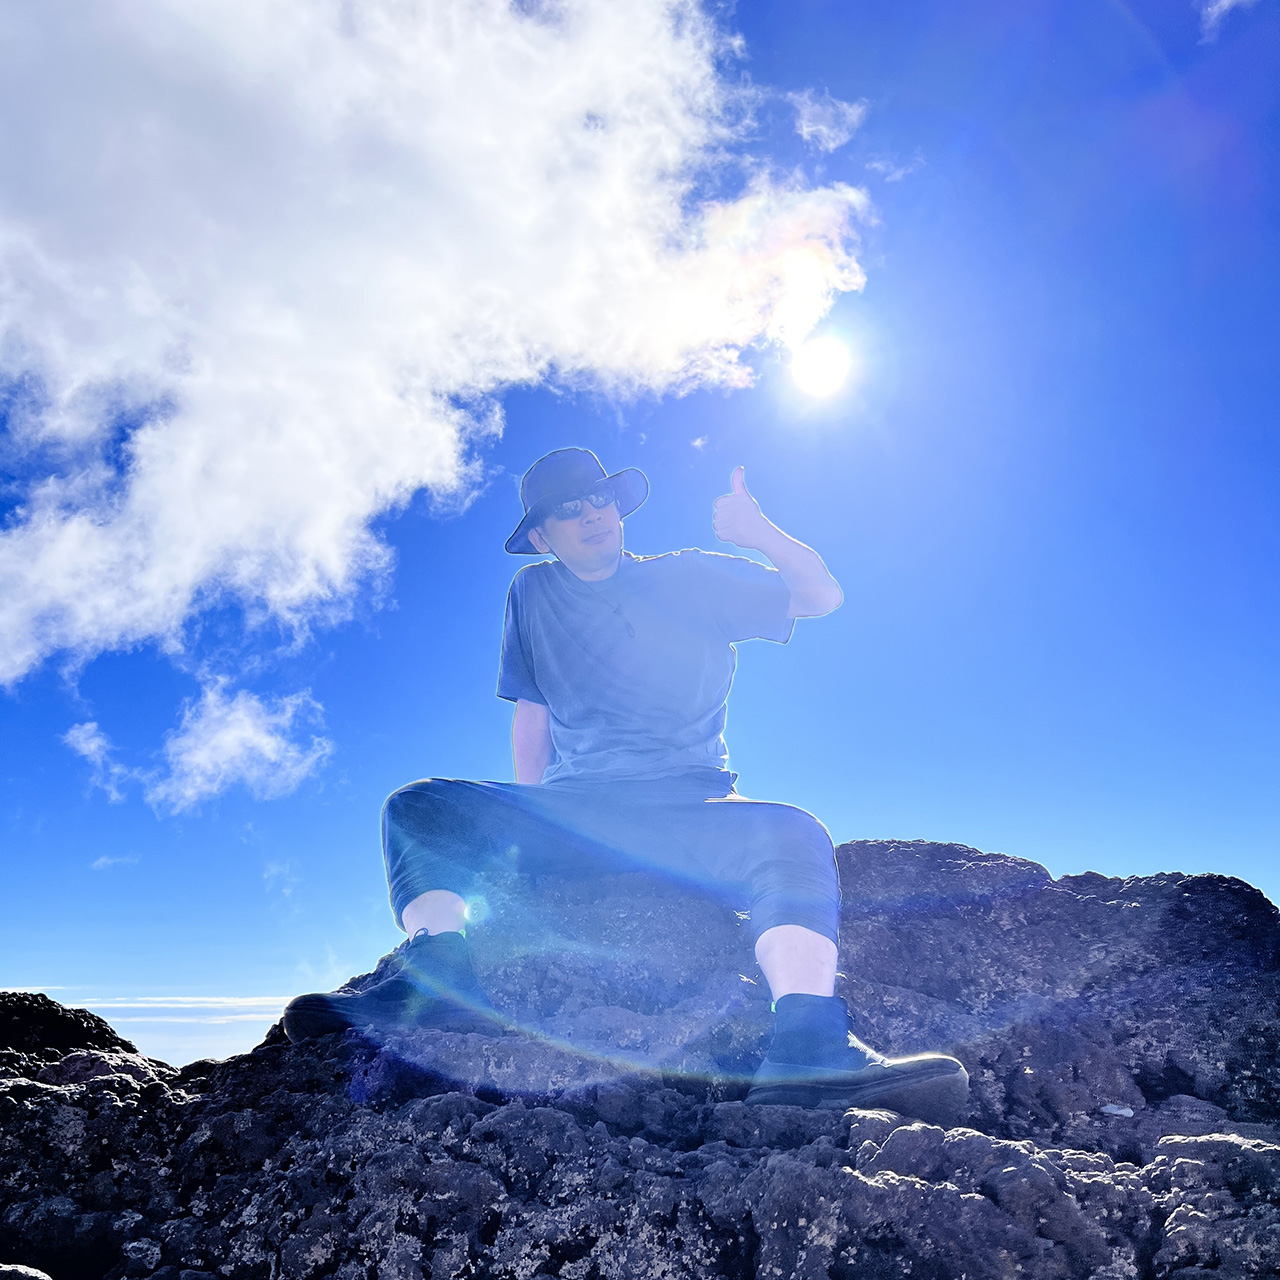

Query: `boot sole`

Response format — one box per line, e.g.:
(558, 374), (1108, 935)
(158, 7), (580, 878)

(282, 994), (506, 1044)
(747, 1061), (969, 1124)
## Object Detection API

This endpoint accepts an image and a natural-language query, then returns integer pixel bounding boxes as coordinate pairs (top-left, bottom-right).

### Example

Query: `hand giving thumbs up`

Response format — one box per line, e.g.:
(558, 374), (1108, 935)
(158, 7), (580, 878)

(713, 466), (775, 551)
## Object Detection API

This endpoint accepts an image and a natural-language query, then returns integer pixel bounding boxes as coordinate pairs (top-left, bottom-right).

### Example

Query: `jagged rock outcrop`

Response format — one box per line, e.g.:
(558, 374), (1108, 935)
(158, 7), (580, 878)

(3, 840), (1280, 1278)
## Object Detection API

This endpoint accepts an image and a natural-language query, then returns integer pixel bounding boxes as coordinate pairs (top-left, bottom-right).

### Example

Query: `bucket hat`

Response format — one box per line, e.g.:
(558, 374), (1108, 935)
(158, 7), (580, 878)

(505, 447), (649, 554)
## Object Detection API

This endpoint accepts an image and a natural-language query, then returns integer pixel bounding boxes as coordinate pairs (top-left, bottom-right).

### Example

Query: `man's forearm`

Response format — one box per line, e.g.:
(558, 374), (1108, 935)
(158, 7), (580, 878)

(754, 522), (844, 618)
(512, 699), (553, 783)
(711, 467), (842, 618)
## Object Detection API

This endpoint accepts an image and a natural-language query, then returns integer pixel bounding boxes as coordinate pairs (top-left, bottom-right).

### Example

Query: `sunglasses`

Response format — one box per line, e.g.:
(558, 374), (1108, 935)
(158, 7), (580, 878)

(545, 485), (617, 522)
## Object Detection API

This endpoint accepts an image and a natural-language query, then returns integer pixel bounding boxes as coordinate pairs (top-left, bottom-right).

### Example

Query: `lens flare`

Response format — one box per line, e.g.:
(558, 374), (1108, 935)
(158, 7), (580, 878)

(463, 896), (491, 926)
(791, 335), (853, 397)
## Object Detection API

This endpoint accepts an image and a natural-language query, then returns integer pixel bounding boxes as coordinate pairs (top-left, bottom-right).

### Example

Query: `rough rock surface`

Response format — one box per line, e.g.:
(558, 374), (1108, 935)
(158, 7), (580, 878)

(3, 840), (1280, 1279)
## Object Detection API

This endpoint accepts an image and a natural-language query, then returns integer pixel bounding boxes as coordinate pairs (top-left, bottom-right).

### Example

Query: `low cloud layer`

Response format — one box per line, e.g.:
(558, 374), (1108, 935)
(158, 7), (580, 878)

(75, 996), (291, 1025)
(0, 0), (868, 700)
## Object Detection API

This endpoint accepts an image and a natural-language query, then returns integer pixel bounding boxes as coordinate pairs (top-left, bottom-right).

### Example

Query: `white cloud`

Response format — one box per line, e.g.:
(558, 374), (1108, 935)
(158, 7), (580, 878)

(66, 681), (331, 808)
(0, 0), (869, 687)
(787, 89), (867, 153)
(91, 854), (139, 870)
(1198, 0), (1262, 37)
(64, 721), (132, 801)
(144, 682), (332, 811)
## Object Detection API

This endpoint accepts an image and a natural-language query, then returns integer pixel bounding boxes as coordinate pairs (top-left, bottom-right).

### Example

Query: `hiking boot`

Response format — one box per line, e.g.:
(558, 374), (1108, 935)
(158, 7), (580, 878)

(746, 994), (969, 1122)
(282, 930), (503, 1043)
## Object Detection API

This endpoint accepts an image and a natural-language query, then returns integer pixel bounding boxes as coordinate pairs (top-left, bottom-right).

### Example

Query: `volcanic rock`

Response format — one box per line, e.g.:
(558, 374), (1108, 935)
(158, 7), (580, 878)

(2, 839), (1279, 1278)
(0, 994), (140, 1086)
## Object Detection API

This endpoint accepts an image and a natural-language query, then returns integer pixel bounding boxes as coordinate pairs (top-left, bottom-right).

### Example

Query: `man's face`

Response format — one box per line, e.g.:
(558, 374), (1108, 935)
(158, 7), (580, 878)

(529, 492), (623, 580)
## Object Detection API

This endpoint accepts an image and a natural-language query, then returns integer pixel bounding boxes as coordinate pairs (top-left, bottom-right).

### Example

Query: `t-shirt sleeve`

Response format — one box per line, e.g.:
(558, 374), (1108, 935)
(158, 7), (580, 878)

(691, 550), (795, 644)
(497, 575), (547, 704)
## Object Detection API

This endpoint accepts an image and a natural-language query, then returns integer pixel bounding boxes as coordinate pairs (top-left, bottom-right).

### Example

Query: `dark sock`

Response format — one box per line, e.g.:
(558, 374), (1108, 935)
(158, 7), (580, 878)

(403, 930), (485, 1000)
(768, 994), (850, 1066)
(408, 929), (469, 961)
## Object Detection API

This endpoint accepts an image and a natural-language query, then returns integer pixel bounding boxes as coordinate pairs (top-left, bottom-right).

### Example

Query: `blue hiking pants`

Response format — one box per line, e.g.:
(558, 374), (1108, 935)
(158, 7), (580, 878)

(382, 776), (840, 946)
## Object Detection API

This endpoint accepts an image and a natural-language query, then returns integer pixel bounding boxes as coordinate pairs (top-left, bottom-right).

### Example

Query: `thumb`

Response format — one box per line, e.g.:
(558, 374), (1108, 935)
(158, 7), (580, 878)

(731, 466), (747, 495)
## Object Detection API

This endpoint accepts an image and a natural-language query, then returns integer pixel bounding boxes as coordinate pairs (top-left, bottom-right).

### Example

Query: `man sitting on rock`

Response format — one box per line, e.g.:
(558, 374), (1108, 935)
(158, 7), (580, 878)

(285, 447), (967, 1114)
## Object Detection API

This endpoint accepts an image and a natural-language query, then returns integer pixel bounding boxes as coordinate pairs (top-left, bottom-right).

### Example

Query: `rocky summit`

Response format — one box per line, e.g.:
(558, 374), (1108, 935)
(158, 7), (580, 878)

(3, 839), (1280, 1279)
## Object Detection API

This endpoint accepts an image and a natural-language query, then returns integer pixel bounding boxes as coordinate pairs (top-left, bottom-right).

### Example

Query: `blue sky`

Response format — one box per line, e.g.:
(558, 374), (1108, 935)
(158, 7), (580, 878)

(2, 0), (1277, 1064)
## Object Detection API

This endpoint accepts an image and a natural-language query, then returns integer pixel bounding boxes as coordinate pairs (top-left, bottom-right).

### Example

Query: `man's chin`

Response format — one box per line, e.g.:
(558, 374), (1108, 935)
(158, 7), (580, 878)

(581, 543), (622, 575)
(583, 531), (619, 555)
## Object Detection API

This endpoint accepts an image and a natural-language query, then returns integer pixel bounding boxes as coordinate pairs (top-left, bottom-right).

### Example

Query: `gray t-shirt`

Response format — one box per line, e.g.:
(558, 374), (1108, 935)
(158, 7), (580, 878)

(498, 548), (794, 785)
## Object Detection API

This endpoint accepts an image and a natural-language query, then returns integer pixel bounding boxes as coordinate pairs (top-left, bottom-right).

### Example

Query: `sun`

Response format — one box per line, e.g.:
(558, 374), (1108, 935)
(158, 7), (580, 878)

(791, 335), (853, 398)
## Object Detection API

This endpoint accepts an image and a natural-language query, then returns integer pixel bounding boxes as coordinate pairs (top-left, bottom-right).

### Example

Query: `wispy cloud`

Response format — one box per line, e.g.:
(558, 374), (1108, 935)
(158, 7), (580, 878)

(64, 721), (133, 802)
(787, 89), (867, 153)
(66, 680), (331, 809)
(263, 859), (301, 897)
(90, 854), (139, 871)
(1198, 0), (1262, 38)
(866, 151), (926, 184)
(0, 0), (868, 696)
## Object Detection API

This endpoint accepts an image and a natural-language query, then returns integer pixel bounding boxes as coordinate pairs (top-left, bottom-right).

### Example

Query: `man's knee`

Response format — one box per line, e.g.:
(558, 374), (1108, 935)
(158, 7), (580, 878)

(751, 803), (835, 865)
(750, 805), (840, 921)
(382, 777), (456, 834)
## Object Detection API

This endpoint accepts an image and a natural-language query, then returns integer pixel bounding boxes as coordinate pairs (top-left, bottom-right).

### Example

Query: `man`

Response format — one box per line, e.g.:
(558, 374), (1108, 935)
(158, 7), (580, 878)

(285, 448), (968, 1114)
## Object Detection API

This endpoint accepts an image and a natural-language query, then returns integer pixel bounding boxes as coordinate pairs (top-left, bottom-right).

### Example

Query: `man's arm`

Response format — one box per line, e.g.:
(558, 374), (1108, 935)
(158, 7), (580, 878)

(512, 699), (553, 783)
(712, 467), (843, 618)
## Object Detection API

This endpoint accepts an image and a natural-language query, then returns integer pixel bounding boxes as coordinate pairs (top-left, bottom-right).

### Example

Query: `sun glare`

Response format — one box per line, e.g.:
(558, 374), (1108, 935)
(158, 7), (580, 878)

(791, 335), (853, 398)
